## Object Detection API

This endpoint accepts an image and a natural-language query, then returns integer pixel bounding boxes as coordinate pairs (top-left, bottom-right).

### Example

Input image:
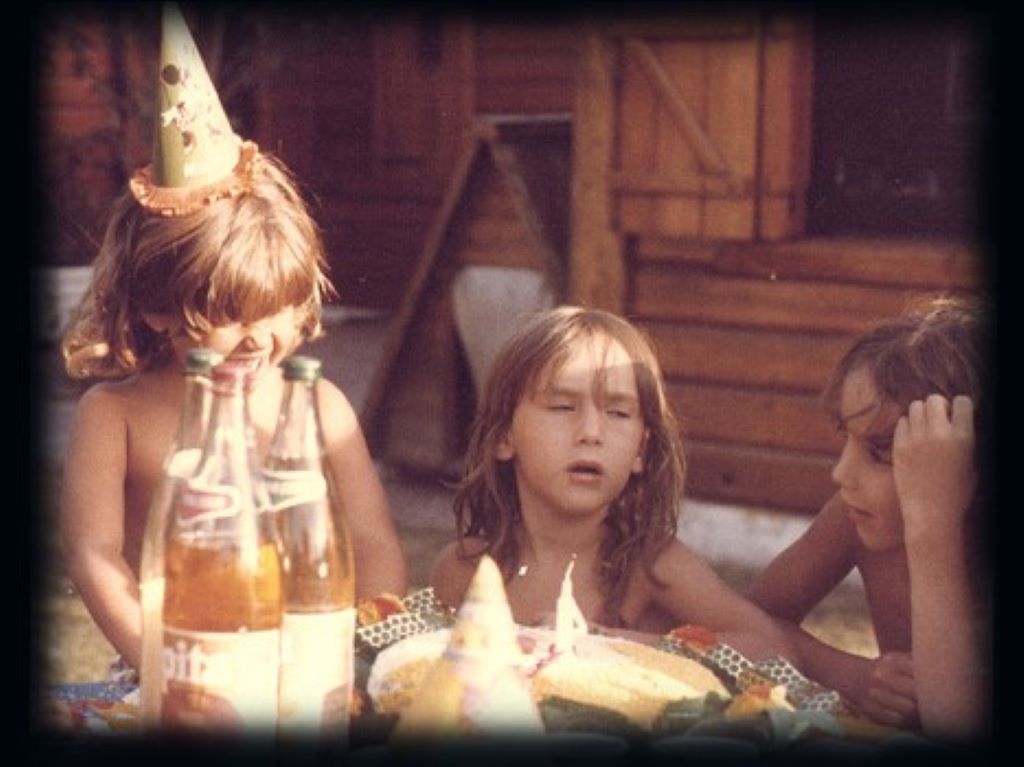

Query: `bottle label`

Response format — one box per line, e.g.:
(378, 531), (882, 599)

(263, 469), (328, 512)
(278, 608), (355, 733)
(176, 482), (241, 525)
(160, 625), (280, 732)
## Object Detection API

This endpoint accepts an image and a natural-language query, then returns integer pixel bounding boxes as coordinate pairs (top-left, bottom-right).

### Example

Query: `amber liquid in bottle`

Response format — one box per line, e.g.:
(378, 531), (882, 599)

(266, 355), (356, 737)
(160, 363), (282, 732)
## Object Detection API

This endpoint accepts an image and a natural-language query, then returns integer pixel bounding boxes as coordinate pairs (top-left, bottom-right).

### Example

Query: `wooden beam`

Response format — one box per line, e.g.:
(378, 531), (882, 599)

(486, 137), (566, 296)
(610, 170), (754, 197)
(361, 127), (486, 448)
(570, 24), (624, 312)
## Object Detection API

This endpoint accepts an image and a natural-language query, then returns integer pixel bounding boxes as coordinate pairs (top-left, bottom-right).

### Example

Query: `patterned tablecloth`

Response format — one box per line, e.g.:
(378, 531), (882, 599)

(37, 589), (936, 758)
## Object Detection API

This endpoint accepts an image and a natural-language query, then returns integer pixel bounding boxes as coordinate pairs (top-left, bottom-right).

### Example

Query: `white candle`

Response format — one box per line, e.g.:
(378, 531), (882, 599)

(554, 556), (588, 654)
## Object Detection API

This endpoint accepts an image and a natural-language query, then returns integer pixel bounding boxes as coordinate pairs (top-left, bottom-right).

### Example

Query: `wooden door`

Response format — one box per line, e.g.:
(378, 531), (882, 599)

(571, 9), (813, 311)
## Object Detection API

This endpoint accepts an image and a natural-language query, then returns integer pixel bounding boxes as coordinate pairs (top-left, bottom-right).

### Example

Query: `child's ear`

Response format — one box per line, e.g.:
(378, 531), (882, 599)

(495, 431), (515, 461)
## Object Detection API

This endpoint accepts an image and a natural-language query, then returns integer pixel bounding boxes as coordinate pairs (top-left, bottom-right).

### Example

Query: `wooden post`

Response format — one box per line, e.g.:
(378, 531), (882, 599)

(570, 23), (624, 313)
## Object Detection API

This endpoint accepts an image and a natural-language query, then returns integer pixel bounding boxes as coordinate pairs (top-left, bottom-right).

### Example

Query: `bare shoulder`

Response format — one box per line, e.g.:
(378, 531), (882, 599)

(648, 538), (712, 581)
(430, 537), (487, 610)
(313, 377), (361, 443)
(70, 377), (143, 430)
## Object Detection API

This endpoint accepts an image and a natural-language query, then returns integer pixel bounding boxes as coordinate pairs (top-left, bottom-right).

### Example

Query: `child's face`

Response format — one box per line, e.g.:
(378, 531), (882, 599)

(163, 306), (301, 382)
(496, 334), (647, 521)
(831, 366), (904, 551)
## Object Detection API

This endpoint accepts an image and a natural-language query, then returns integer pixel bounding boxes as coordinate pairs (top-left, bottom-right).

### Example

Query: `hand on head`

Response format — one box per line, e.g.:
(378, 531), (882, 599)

(893, 394), (977, 542)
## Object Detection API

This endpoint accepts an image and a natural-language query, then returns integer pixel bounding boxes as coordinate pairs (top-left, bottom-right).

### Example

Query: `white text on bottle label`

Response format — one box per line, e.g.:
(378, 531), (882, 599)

(263, 469), (328, 512)
(161, 625), (280, 731)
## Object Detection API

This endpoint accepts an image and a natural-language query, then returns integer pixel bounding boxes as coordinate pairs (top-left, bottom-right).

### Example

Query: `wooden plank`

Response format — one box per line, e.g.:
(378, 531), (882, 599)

(633, 235), (982, 289)
(703, 37), (758, 239)
(631, 264), (940, 333)
(474, 50), (577, 81)
(759, 20), (813, 240)
(372, 19), (427, 162)
(605, 17), (758, 41)
(667, 381), (842, 454)
(475, 80), (576, 114)
(651, 40), (705, 181)
(474, 23), (578, 53)
(639, 321), (853, 394)
(570, 25), (623, 311)
(685, 440), (836, 514)
(610, 171), (754, 197)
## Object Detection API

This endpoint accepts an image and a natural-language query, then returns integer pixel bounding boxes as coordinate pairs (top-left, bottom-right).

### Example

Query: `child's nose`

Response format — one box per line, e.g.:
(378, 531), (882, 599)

(575, 403), (604, 444)
(831, 442), (855, 488)
(240, 320), (272, 348)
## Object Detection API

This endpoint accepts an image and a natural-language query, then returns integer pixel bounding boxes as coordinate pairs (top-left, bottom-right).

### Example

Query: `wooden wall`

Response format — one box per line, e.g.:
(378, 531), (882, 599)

(37, 6), (987, 514)
(627, 236), (982, 512)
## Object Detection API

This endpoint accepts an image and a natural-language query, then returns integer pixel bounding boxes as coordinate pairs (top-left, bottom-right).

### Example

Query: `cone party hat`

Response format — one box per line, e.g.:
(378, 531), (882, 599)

(130, 3), (260, 216)
(392, 555), (544, 738)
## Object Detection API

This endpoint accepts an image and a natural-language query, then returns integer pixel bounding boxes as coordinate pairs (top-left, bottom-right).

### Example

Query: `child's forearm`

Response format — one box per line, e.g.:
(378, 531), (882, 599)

(65, 548), (143, 670)
(905, 526), (986, 740)
(353, 532), (408, 599)
(772, 619), (874, 705)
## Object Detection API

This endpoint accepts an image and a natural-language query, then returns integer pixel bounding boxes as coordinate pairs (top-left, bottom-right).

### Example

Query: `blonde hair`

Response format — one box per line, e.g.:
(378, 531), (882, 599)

(453, 306), (686, 625)
(61, 153), (333, 379)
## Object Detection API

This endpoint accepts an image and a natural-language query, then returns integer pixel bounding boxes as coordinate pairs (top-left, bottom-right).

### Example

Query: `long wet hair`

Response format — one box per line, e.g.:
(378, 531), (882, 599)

(453, 306), (687, 626)
(61, 152), (333, 380)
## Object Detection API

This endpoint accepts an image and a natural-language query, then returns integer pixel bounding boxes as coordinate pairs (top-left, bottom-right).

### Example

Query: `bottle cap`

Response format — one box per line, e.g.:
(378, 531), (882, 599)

(281, 355), (322, 382)
(184, 347), (223, 376)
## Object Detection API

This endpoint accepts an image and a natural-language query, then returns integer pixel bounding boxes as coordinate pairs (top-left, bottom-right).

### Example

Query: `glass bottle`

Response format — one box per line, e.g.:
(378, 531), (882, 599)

(138, 347), (220, 728)
(264, 355), (355, 737)
(160, 361), (283, 732)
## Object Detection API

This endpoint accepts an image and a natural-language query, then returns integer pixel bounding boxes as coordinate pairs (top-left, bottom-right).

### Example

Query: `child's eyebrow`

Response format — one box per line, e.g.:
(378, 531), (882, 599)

(602, 391), (639, 406)
(836, 401), (881, 430)
(538, 384), (581, 398)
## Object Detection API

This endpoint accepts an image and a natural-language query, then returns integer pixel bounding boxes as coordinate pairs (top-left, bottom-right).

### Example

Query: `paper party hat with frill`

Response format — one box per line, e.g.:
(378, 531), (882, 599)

(392, 555), (544, 738)
(129, 3), (261, 216)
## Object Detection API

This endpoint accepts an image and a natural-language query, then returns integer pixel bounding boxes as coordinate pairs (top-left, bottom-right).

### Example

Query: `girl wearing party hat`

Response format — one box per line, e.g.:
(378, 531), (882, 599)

(59, 4), (407, 679)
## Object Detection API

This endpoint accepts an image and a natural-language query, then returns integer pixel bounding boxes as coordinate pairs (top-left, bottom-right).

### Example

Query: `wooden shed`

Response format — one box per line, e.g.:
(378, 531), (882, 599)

(362, 114), (572, 473)
(38, 4), (989, 514)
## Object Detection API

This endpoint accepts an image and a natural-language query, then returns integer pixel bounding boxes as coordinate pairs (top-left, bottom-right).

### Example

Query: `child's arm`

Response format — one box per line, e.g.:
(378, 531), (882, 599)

(776, 626), (918, 727)
(749, 494), (918, 726)
(318, 380), (408, 598)
(895, 394), (986, 740)
(650, 541), (799, 663)
(59, 387), (143, 670)
(748, 492), (858, 622)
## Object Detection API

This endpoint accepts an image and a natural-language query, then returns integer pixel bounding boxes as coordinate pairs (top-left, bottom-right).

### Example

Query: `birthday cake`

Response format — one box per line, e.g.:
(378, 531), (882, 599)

(367, 556), (731, 733)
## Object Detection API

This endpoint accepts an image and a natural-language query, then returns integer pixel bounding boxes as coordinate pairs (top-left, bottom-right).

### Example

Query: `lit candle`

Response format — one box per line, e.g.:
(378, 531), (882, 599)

(554, 556), (588, 654)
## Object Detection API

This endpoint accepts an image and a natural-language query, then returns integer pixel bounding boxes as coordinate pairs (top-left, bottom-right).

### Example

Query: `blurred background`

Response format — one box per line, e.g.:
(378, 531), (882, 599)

(32, 3), (991, 685)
